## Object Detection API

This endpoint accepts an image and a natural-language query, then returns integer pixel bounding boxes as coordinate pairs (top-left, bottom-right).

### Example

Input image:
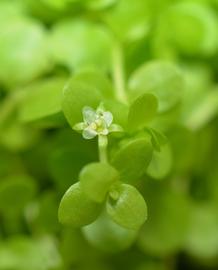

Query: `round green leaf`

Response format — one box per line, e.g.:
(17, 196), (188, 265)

(167, 2), (218, 56)
(79, 162), (119, 203)
(111, 138), (153, 182)
(62, 79), (102, 128)
(82, 212), (137, 253)
(50, 19), (112, 71)
(0, 16), (50, 88)
(107, 183), (147, 230)
(128, 93), (158, 131)
(58, 183), (102, 227)
(128, 61), (185, 112)
(19, 77), (66, 122)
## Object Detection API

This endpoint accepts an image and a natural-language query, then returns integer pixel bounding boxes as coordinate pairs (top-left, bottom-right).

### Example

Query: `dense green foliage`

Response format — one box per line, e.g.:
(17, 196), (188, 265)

(0, 0), (218, 270)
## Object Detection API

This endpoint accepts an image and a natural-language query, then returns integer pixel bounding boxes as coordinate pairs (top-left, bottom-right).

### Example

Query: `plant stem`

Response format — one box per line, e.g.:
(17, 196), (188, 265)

(112, 39), (128, 104)
(98, 135), (108, 163)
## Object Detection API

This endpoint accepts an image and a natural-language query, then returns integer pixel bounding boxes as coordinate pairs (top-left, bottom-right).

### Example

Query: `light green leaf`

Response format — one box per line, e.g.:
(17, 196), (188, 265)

(128, 61), (185, 112)
(82, 211), (137, 253)
(111, 138), (153, 182)
(0, 16), (50, 88)
(79, 162), (119, 203)
(185, 89), (218, 131)
(62, 79), (102, 128)
(0, 236), (61, 270)
(50, 19), (112, 71)
(128, 93), (158, 131)
(107, 183), (147, 230)
(19, 78), (66, 122)
(167, 2), (218, 55)
(58, 183), (102, 227)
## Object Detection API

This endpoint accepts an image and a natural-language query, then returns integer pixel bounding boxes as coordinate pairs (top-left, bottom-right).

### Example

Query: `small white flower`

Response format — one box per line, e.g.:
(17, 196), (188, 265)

(74, 104), (123, 139)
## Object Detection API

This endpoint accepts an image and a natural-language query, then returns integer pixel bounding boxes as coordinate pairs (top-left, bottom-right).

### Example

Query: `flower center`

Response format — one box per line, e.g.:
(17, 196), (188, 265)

(89, 117), (106, 133)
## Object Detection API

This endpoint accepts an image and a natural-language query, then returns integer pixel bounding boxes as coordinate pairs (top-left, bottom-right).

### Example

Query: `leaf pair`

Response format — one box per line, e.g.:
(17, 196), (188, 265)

(58, 162), (147, 230)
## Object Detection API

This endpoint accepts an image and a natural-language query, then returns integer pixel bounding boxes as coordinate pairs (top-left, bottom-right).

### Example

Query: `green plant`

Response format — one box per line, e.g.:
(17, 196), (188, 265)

(1, 1), (218, 270)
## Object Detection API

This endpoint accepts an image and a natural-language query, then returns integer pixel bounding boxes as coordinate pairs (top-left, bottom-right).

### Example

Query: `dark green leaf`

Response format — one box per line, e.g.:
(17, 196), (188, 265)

(128, 93), (158, 131)
(111, 138), (153, 182)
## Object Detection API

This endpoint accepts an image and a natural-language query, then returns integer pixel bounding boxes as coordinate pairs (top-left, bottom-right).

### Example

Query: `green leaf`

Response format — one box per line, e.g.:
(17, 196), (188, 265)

(111, 138), (153, 182)
(185, 89), (218, 131)
(103, 99), (129, 128)
(0, 236), (61, 270)
(0, 175), (36, 214)
(19, 77), (66, 122)
(58, 183), (102, 227)
(79, 162), (119, 203)
(82, 211), (137, 253)
(128, 61), (185, 112)
(50, 19), (112, 71)
(167, 2), (218, 56)
(0, 16), (50, 87)
(73, 69), (114, 99)
(62, 79), (102, 128)
(147, 144), (172, 180)
(107, 183), (147, 230)
(128, 93), (158, 131)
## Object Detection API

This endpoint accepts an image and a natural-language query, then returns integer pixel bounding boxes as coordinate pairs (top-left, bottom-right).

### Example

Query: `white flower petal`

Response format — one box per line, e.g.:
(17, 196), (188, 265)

(103, 111), (113, 127)
(73, 122), (86, 131)
(82, 106), (97, 124)
(82, 128), (97, 139)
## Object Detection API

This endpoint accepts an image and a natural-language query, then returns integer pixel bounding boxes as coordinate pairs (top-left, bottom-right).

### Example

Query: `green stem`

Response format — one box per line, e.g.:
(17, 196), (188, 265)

(98, 135), (108, 163)
(112, 40), (128, 104)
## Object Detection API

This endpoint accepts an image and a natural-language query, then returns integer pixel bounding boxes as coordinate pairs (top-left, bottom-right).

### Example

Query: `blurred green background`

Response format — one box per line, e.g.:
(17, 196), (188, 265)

(0, 0), (218, 269)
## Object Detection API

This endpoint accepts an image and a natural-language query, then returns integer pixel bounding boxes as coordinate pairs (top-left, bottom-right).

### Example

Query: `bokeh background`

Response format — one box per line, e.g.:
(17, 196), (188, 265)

(0, 0), (218, 269)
